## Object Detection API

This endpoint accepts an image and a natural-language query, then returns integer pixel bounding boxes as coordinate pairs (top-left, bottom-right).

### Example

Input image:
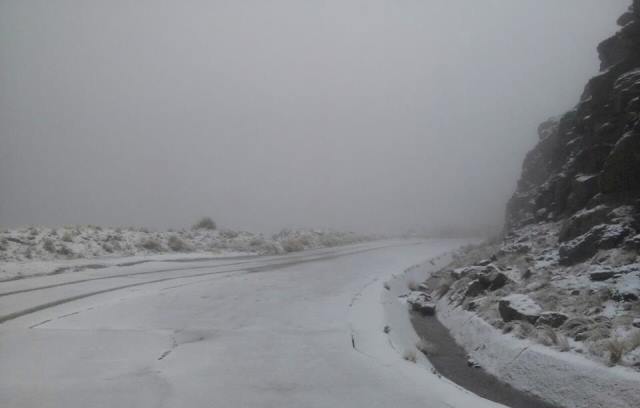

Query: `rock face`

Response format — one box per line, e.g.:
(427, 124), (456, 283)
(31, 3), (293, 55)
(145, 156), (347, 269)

(505, 2), (640, 255)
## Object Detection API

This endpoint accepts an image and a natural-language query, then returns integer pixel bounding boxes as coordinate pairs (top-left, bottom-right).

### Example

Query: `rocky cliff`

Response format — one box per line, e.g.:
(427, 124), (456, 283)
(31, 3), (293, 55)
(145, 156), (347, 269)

(418, 3), (640, 373)
(506, 1), (640, 265)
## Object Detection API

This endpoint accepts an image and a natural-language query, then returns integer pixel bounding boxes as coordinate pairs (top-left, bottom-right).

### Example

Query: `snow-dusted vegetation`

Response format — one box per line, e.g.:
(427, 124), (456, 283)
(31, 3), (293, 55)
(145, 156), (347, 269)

(0, 222), (373, 280)
(421, 225), (640, 370)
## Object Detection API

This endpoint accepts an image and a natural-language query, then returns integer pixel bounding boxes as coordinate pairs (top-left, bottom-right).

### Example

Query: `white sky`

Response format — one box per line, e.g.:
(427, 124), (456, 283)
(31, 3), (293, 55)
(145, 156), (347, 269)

(0, 0), (630, 233)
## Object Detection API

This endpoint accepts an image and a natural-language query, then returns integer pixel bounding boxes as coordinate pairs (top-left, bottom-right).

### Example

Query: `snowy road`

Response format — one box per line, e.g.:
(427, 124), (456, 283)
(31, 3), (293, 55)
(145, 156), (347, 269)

(0, 240), (503, 408)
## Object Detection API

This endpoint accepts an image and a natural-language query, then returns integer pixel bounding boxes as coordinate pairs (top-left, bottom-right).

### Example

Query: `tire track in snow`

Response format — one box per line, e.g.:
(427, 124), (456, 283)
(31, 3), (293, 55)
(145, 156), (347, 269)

(0, 243), (408, 325)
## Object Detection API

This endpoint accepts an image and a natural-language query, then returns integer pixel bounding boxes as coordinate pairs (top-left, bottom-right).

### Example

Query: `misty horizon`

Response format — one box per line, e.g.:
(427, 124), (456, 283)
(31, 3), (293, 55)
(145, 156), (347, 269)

(0, 0), (629, 234)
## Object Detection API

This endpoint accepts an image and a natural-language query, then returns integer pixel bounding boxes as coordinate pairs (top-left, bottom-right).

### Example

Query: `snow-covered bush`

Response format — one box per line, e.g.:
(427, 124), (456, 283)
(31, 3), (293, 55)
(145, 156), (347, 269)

(192, 217), (217, 231)
(139, 238), (163, 252)
(167, 235), (189, 252)
(281, 238), (305, 253)
(0, 225), (373, 267)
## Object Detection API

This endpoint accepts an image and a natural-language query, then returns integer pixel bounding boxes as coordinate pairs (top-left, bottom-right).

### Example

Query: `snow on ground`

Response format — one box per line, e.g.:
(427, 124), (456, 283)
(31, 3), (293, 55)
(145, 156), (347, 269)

(0, 225), (372, 281)
(0, 239), (505, 408)
(435, 290), (640, 408)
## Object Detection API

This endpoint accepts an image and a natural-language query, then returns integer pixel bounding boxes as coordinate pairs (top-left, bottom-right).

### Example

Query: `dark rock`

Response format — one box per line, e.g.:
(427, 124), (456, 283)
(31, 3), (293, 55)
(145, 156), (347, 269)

(412, 302), (436, 316)
(633, 318), (640, 328)
(537, 312), (569, 328)
(464, 279), (488, 299)
(465, 301), (479, 312)
(498, 295), (541, 324)
(559, 224), (631, 265)
(467, 358), (480, 368)
(611, 289), (639, 302)
(566, 174), (601, 212)
(558, 205), (611, 243)
(601, 131), (640, 194)
(624, 292), (639, 301)
(488, 272), (509, 291)
(589, 270), (618, 281)
(407, 292), (436, 316)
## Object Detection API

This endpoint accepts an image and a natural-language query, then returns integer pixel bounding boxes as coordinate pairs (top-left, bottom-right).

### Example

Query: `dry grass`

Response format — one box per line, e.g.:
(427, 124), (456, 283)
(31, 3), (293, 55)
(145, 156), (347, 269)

(556, 334), (571, 352)
(535, 326), (558, 347)
(605, 338), (626, 366)
(589, 333), (640, 367)
(402, 350), (417, 363)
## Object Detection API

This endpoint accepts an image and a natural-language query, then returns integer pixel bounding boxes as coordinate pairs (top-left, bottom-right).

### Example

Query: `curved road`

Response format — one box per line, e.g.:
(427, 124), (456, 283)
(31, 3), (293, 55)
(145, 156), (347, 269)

(0, 240), (502, 408)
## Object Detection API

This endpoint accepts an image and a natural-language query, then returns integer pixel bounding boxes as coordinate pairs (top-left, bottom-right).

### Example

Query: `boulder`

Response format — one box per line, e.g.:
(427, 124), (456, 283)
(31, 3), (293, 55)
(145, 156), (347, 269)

(558, 205), (611, 243)
(633, 318), (640, 328)
(407, 292), (436, 316)
(488, 272), (509, 291)
(537, 312), (569, 328)
(464, 279), (488, 299)
(498, 294), (542, 324)
(589, 270), (618, 281)
(559, 224), (631, 265)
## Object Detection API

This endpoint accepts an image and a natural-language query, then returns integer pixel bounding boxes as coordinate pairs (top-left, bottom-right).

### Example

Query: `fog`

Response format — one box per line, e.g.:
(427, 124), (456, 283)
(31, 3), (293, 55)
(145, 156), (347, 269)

(0, 0), (629, 233)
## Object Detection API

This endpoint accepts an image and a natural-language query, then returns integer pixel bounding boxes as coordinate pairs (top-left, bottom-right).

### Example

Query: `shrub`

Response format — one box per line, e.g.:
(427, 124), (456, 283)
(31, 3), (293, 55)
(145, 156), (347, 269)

(62, 231), (74, 242)
(43, 239), (55, 252)
(168, 235), (189, 252)
(605, 338), (626, 366)
(535, 326), (559, 347)
(249, 237), (265, 247)
(192, 217), (217, 231)
(219, 229), (239, 239)
(139, 239), (163, 252)
(282, 238), (305, 253)
(56, 245), (73, 257)
(512, 321), (536, 339)
(556, 334), (571, 352)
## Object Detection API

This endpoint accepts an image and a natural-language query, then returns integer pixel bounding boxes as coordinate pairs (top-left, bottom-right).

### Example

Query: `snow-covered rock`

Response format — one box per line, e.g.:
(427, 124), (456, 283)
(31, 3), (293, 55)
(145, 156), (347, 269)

(407, 292), (436, 316)
(498, 294), (542, 324)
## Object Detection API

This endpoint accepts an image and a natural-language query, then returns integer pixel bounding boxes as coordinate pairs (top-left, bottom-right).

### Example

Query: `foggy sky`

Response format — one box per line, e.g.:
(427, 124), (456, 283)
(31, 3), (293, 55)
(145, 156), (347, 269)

(0, 0), (630, 233)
